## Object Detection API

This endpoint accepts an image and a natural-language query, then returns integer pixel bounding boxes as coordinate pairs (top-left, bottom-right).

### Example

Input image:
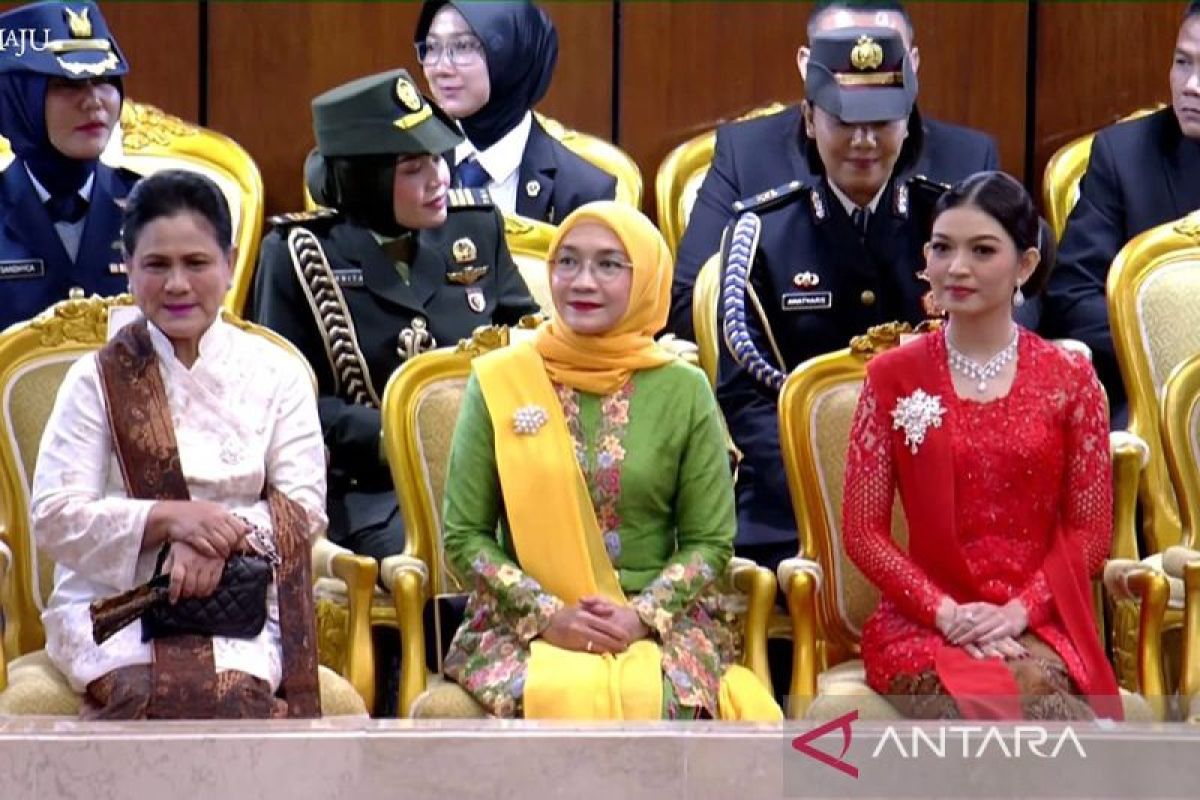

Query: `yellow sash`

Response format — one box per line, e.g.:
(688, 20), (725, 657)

(474, 340), (662, 719)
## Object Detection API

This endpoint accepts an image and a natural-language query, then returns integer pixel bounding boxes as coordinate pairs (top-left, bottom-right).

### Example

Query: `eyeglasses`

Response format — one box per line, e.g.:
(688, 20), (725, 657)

(415, 38), (485, 67)
(550, 254), (633, 283)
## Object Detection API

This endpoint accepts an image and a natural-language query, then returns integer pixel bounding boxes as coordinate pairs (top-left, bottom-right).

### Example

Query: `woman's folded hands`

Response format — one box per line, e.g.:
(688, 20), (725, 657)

(935, 597), (1031, 660)
(540, 595), (652, 654)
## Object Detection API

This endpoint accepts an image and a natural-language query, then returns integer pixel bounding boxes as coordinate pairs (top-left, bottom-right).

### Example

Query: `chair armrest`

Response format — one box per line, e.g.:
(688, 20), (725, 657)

(1110, 432), (1150, 562)
(728, 556), (775, 690)
(778, 557), (822, 719)
(381, 554), (430, 717)
(1162, 547), (1200, 705)
(1104, 558), (1171, 719)
(311, 536), (377, 712)
(0, 528), (9, 692)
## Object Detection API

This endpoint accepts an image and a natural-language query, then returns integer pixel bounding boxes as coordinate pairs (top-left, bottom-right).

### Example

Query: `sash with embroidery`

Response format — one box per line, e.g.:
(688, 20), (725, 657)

(95, 319), (320, 718)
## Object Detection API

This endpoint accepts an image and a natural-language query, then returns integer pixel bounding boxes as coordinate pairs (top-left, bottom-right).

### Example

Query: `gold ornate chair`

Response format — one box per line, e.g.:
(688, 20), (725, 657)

(379, 326), (773, 717)
(503, 213), (556, 313)
(776, 323), (1162, 721)
(1042, 105), (1164, 242)
(655, 102), (789, 255)
(0, 100), (264, 317)
(1155, 351), (1200, 720)
(692, 254), (721, 388)
(536, 113), (642, 210)
(0, 293), (371, 716)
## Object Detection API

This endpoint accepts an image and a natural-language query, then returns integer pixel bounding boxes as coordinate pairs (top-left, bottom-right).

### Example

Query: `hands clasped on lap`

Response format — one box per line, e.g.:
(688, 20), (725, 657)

(935, 597), (1030, 660)
(540, 595), (651, 654)
(147, 500), (252, 603)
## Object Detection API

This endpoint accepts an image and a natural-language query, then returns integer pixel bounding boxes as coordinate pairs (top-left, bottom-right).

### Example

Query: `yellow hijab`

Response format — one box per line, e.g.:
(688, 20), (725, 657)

(535, 201), (675, 394)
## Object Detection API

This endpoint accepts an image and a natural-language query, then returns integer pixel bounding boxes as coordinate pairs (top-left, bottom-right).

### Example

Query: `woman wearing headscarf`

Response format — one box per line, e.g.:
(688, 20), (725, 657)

(428, 201), (781, 720)
(414, 0), (617, 223)
(0, 0), (138, 331)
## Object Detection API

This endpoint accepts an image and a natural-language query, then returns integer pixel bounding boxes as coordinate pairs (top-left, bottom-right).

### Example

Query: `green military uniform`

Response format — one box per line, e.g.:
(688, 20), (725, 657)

(250, 69), (539, 560)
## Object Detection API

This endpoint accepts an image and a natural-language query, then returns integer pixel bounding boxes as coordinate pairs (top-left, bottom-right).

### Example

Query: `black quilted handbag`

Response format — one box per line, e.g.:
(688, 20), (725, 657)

(142, 547), (272, 641)
(89, 547), (272, 644)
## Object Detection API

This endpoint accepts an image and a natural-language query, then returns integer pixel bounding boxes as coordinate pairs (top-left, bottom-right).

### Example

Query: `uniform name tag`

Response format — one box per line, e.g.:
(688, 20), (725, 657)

(0, 259), (45, 280)
(781, 291), (832, 311)
(333, 269), (364, 287)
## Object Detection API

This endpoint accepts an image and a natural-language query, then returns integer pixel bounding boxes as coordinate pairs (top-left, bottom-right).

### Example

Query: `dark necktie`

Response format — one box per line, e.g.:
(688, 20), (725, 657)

(851, 206), (870, 237)
(455, 157), (491, 189)
(45, 192), (89, 224)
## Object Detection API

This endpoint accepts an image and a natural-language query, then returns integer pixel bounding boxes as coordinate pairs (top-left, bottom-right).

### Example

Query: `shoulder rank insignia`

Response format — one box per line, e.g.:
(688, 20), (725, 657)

(447, 187), (494, 208)
(809, 187), (827, 221)
(908, 174), (951, 206)
(268, 207), (340, 229)
(731, 180), (805, 215)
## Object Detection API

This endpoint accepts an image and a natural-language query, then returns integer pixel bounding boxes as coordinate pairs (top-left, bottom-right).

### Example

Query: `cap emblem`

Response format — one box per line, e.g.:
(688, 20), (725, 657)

(395, 76), (423, 112)
(64, 7), (92, 39)
(850, 35), (884, 71)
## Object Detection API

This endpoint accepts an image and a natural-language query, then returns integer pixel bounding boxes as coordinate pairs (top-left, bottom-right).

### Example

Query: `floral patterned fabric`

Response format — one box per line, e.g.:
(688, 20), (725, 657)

(441, 361), (738, 717)
(844, 330), (1113, 698)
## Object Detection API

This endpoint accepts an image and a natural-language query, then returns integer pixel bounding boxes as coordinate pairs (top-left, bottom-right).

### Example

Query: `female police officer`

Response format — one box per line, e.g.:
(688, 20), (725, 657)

(718, 27), (946, 574)
(252, 69), (539, 561)
(0, 0), (137, 330)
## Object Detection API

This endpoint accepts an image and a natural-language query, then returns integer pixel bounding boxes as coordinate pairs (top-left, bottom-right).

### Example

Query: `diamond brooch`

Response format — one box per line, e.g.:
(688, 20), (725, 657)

(890, 389), (946, 454)
(512, 405), (549, 435)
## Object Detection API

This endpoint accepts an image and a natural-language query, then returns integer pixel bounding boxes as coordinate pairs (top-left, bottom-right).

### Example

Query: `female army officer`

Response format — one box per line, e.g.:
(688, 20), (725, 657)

(718, 27), (948, 575)
(252, 69), (539, 561)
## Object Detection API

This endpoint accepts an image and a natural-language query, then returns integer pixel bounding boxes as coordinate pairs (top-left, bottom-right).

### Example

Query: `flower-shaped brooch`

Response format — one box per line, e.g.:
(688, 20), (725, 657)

(512, 404), (549, 435)
(890, 389), (945, 454)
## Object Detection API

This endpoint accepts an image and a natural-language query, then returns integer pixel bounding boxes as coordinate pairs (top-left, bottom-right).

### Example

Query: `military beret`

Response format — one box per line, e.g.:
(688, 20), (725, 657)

(0, 1), (128, 79)
(312, 68), (462, 158)
(806, 26), (915, 124)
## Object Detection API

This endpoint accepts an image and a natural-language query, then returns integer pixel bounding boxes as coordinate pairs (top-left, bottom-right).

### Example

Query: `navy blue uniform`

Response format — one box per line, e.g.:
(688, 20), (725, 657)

(251, 198), (539, 561)
(671, 106), (998, 339)
(0, 161), (138, 331)
(718, 178), (941, 570)
(1043, 107), (1200, 416)
(511, 118), (617, 223)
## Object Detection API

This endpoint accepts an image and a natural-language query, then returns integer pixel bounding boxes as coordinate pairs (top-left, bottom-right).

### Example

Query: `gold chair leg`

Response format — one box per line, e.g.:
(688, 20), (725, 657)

(1126, 569), (1171, 720)
(732, 563), (775, 689)
(393, 570), (428, 717)
(329, 552), (378, 713)
(1181, 561), (1200, 713)
(785, 571), (819, 720)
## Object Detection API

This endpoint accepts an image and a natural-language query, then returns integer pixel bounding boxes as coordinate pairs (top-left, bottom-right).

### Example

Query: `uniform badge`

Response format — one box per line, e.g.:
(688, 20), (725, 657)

(395, 76), (423, 112)
(65, 6), (93, 38)
(447, 264), (489, 285)
(525, 180), (541, 198)
(466, 287), (487, 313)
(809, 188), (827, 221)
(850, 35), (884, 71)
(0, 259), (45, 279)
(894, 182), (909, 217)
(781, 291), (833, 311)
(108, 262), (127, 275)
(452, 237), (477, 264)
(333, 269), (364, 287)
(792, 271), (820, 289)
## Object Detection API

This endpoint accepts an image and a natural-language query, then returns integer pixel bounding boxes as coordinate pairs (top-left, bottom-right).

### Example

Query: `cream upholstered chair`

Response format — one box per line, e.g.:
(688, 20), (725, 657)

(0, 293), (370, 715)
(691, 254), (721, 388)
(1, 99), (265, 317)
(775, 322), (1161, 721)
(1103, 210), (1200, 694)
(503, 213), (555, 313)
(536, 113), (642, 210)
(1042, 105), (1164, 241)
(655, 102), (789, 255)
(378, 325), (774, 717)
(1155, 352), (1200, 721)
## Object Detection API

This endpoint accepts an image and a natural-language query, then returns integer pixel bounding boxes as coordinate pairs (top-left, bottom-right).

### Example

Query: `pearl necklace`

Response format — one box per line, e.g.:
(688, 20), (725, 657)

(945, 327), (1019, 393)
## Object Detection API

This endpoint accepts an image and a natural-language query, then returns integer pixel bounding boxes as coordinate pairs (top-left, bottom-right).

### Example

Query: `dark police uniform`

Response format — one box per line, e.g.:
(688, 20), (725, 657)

(251, 68), (540, 561)
(0, 162), (138, 330)
(0, 0), (134, 331)
(718, 177), (942, 570)
(716, 26), (945, 572)
(671, 107), (996, 341)
(252, 193), (538, 560)
(1042, 107), (1200, 418)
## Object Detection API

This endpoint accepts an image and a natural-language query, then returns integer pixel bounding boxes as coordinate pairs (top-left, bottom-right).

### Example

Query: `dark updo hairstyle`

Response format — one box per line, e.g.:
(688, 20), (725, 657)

(121, 169), (233, 257)
(930, 170), (1056, 297)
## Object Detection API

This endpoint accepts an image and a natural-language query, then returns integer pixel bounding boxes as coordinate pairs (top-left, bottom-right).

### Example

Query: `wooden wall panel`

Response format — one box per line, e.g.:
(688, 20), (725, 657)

(619, 1), (1027, 218)
(1034, 1), (1182, 189)
(207, 1), (612, 216)
(0, 1), (200, 121)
